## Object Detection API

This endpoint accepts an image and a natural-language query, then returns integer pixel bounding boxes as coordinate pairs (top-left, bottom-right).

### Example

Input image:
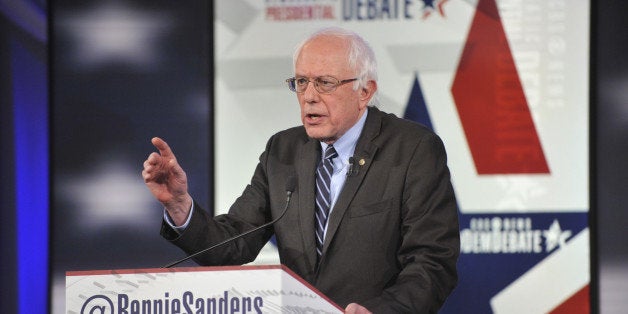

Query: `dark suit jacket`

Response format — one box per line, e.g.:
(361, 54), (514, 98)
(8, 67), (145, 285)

(161, 106), (460, 313)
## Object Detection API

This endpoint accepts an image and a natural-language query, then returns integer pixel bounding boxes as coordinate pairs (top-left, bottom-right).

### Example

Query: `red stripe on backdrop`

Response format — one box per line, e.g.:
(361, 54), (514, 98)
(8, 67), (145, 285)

(451, 0), (550, 174)
(549, 285), (590, 314)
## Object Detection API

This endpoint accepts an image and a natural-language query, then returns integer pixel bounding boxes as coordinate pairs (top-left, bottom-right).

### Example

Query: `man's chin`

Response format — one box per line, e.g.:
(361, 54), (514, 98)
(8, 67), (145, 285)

(305, 130), (336, 144)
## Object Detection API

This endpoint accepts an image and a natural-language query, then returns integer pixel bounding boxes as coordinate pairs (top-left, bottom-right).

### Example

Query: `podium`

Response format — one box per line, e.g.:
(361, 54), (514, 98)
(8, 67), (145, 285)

(66, 264), (343, 313)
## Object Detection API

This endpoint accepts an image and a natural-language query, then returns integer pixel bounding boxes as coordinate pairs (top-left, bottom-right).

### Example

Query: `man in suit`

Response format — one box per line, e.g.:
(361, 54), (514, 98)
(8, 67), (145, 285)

(142, 27), (459, 313)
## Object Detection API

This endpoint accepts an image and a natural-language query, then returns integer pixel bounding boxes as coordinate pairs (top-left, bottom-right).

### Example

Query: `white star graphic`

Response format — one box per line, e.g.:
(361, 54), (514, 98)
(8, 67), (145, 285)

(543, 219), (572, 252)
(495, 177), (548, 209)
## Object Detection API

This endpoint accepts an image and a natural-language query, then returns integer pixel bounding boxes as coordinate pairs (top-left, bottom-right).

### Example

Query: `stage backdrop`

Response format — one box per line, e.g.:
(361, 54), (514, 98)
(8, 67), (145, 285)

(214, 0), (590, 313)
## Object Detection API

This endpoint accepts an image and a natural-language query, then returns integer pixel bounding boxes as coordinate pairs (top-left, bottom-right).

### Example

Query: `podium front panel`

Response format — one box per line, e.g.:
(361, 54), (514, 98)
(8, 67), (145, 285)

(66, 265), (342, 313)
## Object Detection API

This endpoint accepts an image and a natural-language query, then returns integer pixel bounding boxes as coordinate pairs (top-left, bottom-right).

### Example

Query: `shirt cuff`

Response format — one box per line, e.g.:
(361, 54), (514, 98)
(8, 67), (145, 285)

(163, 201), (194, 233)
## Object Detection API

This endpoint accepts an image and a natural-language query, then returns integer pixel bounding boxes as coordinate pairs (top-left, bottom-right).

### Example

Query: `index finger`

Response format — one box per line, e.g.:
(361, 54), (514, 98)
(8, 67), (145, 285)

(151, 137), (175, 158)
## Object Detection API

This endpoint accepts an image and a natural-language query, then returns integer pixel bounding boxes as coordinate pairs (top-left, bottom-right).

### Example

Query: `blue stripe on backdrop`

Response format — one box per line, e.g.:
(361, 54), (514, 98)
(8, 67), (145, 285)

(12, 36), (49, 314)
(403, 73), (434, 131)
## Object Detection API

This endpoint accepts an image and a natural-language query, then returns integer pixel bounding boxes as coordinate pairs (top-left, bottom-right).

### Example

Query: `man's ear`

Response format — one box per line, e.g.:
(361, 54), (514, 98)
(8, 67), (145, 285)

(359, 80), (377, 106)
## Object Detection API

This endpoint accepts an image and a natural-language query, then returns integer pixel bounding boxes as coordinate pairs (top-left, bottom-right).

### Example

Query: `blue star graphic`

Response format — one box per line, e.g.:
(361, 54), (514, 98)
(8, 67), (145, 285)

(422, 0), (436, 9)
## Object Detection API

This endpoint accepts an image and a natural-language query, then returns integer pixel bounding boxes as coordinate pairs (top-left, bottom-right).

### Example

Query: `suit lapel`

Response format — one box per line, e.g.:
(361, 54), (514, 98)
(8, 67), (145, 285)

(322, 107), (382, 255)
(296, 138), (320, 269)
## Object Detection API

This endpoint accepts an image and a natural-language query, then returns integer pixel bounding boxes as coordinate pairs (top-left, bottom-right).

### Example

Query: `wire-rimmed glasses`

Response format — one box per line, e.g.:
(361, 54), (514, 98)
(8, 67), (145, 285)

(285, 76), (358, 94)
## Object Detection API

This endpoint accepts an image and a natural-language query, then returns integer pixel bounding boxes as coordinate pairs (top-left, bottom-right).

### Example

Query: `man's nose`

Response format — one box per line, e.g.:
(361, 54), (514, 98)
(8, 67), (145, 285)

(302, 81), (320, 102)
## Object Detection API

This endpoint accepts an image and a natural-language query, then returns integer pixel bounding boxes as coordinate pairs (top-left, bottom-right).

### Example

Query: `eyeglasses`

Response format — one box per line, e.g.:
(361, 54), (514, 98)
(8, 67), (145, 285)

(285, 76), (358, 94)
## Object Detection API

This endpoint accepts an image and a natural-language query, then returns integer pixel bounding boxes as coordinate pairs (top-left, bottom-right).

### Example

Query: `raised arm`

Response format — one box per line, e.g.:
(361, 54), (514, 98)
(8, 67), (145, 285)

(142, 137), (193, 226)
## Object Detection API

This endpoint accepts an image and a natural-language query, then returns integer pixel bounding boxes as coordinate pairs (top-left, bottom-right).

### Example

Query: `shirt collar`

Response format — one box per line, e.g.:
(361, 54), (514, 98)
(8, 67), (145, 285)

(320, 109), (368, 166)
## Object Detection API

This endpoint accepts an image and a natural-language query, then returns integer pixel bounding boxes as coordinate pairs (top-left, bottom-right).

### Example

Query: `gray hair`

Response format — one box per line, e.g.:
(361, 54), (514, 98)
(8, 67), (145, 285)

(293, 27), (379, 105)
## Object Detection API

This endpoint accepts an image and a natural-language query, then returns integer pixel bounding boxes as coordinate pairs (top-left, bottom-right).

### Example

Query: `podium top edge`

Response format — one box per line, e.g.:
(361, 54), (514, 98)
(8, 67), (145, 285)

(66, 264), (287, 277)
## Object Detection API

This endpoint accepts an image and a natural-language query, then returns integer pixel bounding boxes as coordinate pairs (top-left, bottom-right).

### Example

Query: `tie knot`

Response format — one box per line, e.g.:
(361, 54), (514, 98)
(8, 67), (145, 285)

(324, 145), (338, 160)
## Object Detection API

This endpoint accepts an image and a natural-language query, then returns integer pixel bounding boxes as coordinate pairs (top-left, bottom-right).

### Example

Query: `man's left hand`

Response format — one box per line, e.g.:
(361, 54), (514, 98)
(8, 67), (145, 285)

(345, 303), (372, 314)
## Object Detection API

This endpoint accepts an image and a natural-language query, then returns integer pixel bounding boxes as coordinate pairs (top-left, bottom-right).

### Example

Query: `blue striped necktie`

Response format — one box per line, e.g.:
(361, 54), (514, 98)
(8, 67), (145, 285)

(315, 145), (338, 258)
